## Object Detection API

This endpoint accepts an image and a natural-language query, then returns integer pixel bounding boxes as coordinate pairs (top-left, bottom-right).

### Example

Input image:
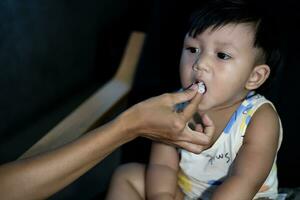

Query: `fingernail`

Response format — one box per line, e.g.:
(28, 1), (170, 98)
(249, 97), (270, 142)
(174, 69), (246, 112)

(189, 83), (198, 90)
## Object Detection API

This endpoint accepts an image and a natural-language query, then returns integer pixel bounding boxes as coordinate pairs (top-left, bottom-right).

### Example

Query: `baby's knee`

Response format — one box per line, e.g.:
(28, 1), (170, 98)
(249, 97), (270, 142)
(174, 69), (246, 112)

(107, 163), (146, 199)
(112, 162), (145, 181)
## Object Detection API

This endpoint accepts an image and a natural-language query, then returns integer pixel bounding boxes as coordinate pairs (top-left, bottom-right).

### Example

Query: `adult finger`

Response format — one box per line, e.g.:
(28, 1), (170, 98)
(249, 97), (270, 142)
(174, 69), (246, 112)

(170, 84), (198, 105)
(201, 113), (215, 138)
(174, 141), (204, 154)
(157, 139), (203, 154)
(179, 124), (211, 146)
(195, 123), (204, 132)
(181, 92), (202, 121)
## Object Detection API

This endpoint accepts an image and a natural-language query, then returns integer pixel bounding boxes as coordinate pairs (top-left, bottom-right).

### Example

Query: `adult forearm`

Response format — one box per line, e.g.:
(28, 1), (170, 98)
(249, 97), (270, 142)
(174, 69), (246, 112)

(0, 87), (203, 199)
(0, 116), (136, 200)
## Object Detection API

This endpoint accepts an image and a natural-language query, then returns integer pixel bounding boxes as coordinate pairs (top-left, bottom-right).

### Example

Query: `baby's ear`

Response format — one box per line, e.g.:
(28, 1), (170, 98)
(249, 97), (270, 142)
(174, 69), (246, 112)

(245, 64), (270, 90)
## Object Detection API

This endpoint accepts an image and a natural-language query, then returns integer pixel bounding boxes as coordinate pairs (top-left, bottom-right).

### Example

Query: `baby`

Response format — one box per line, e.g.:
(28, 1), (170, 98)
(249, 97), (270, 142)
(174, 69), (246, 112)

(105, 0), (284, 199)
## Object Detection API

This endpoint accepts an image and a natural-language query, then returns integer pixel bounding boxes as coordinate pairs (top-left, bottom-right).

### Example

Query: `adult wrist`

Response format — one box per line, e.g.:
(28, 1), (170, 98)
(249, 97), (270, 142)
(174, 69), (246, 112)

(116, 106), (142, 140)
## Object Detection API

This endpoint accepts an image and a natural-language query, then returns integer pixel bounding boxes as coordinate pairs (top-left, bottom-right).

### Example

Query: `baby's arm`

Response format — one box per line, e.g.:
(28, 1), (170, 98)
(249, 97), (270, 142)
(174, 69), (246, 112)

(146, 142), (181, 200)
(211, 104), (280, 200)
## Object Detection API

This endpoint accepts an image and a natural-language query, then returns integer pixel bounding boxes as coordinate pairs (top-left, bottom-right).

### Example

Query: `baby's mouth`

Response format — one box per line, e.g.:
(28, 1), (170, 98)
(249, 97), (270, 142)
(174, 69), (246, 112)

(175, 81), (206, 112)
(194, 81), (206, 94)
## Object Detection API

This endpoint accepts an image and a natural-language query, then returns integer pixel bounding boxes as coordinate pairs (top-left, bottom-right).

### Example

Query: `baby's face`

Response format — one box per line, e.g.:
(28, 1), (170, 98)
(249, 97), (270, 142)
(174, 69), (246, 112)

(180, 23), (261, 111)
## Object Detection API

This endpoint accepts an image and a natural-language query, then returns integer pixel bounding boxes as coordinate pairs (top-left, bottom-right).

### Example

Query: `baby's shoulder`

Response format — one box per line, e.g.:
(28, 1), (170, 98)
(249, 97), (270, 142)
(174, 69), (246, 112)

(245, 102), (280, 144)
(253, 102), (279, 124)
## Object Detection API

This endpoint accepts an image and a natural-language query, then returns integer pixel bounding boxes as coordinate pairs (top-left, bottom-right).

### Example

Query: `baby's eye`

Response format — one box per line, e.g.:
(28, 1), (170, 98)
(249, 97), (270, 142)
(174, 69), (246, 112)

(186, 47), (200, 54)
(217, 52), (231, 60)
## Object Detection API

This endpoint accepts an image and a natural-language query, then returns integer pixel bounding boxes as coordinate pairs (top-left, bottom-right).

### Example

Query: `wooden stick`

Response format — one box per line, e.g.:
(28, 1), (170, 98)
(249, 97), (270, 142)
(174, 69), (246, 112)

(19, 31), (146, 159)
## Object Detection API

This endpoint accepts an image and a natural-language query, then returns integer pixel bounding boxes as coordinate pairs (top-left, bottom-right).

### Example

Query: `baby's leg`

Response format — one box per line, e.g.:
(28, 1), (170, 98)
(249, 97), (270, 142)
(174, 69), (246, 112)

(105, 163), (146, 200)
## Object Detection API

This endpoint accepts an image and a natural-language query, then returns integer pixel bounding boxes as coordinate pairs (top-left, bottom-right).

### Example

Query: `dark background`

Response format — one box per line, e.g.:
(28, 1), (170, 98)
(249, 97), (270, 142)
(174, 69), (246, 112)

(0, 0), (299, 199)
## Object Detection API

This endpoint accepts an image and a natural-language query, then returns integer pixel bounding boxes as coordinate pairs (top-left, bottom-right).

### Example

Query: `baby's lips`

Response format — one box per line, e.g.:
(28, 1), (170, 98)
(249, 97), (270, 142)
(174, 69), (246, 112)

(185, 82), (197, 90)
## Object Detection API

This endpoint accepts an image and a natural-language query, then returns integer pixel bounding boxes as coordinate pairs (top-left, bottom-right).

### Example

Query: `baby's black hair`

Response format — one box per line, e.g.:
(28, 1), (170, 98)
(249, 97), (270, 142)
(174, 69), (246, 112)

(186, 0), (283, 93)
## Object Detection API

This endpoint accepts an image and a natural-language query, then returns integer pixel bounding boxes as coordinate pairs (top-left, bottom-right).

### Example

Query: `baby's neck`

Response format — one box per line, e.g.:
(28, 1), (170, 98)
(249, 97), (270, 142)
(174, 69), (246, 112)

(205, 100), (243, 145)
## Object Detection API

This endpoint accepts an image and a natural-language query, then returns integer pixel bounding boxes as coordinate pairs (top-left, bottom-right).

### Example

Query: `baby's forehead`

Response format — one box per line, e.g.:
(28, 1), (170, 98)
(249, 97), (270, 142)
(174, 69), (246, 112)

(190, 23), (255, 38)
(186, 23), (257, 47)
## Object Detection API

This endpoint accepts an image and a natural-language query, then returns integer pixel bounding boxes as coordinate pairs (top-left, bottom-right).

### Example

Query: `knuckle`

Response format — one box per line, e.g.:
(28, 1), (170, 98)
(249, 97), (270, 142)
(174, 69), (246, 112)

(203, 139), (210, 146)
(182, 91), (189, 99)
(172, 119), (185, 133)
(195, 147), (204, 154)
(200, 136), (210, 146)
(206, 136), (214, 145)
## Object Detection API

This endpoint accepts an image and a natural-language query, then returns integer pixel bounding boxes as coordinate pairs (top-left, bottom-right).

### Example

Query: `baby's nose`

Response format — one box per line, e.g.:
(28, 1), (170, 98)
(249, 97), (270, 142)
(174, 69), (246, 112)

(193, 56), (210, 73)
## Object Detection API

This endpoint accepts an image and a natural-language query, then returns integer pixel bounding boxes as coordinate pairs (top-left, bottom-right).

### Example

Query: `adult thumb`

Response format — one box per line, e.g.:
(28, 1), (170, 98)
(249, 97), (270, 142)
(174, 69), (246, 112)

(172, 84), (199, 105)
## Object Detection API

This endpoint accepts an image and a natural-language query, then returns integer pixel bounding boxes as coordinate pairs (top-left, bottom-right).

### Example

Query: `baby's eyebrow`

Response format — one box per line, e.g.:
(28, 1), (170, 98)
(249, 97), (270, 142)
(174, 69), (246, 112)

(214, 41), (238, 52)
(184, 35), (199, 42)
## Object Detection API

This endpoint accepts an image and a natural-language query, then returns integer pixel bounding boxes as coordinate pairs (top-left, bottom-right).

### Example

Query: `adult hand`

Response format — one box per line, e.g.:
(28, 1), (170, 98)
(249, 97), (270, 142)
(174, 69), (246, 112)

(120, 84), (215, 153)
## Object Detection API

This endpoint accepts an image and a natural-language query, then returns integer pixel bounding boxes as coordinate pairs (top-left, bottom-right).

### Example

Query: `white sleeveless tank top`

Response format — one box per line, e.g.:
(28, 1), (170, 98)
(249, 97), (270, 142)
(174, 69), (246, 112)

(178, 93), (283, 200)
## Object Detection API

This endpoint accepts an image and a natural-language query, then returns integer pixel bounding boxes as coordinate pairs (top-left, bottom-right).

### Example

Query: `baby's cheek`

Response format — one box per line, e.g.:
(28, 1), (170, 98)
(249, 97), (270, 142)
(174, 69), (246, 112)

(180, 68), (193, 88)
